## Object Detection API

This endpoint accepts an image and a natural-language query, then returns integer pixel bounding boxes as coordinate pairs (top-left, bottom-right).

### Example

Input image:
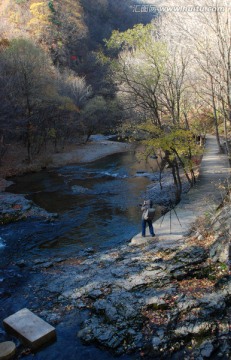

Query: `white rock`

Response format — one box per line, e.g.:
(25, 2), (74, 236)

(0, 341), (16, 360)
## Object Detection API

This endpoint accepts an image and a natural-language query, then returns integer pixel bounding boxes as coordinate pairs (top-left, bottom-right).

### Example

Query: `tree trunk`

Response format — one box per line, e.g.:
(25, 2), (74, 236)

(27, 121), (33, 163)
(209, 75), (222, 153)
(166, 151), (182, 203)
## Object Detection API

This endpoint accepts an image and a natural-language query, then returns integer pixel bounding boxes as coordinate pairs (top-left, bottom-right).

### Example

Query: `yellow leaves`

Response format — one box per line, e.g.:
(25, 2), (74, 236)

(28, 2), (50, 26)
(59, 0), (86, 30)
(27, 1), (52, 39)
(159, 128), (198, 155)
(9, 11), (21, 24)
(48, 128), (56, 138)
(30, 2), (49, 18)
(58, 96), (80, 112)
(138, 122), (162, 136)
(134, 120), (202, 175)
(96, 49), (111, 65)
(57, 40), (63, 48)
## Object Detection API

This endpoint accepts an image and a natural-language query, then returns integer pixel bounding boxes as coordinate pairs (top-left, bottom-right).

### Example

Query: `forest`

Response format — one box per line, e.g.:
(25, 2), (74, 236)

(0, 0), (230, 191)
(0, 0), (153, 167)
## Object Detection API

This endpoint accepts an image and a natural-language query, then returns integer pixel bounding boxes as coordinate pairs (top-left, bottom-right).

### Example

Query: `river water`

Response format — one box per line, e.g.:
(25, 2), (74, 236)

(0, 151), (156, 263)
(0, 150), (160, 359)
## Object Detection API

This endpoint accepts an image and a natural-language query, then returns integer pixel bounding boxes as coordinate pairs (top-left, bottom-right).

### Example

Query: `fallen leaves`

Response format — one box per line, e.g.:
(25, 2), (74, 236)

(12, 203), (22, 210)
(58, 258), (84, 266)
(177, 278), (215, 298)
(142, 308), (170, 327)
(186, 234), (215, 248)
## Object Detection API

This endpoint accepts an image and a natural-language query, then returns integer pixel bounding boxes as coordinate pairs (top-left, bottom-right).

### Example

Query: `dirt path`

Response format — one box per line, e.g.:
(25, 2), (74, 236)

(131, 134), (231, 246)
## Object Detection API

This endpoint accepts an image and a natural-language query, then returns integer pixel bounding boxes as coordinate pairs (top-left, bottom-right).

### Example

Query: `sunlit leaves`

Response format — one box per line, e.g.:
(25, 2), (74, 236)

(106, 24), (153, 51)
(1, 38), (53, 110)
(47, 128), (56, 138)
(58, 96), (80, 112)
(28, 2), (50, 26)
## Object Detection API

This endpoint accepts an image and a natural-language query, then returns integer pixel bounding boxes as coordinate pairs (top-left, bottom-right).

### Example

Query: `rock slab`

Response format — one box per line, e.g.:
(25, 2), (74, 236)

(3, 308), (56, 350)
(0, 341), (16, 360)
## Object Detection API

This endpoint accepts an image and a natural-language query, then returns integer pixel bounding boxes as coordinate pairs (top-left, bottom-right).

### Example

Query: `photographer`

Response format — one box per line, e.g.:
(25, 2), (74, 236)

(141, 199), (155, 238)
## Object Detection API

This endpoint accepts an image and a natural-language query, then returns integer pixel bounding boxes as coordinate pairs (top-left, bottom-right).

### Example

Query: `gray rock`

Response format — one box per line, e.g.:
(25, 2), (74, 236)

(94, 299), (108, 312)
(16, 260), (27, 268)
(104, 305), (119, 322)
(93, 327), (114, 343)
(93, 299), (120, 322)
(71, 185), (92, 194)
(174, 321), (213, 337)
(200, 341), (214, 358)
(88, 289), (103, 299)
(76, 301), (86, 309)
(110, 267), (127, 277)
(78, 326), (94, 343)
(145, 296), (167, 309)
(200, 292), (226, 312)
(156, 329), (165, 340)
(152, 336), (162, 350)
(53, 258), (64, 263)
(41, 262), (53, 268)
(107, 334), (124, 349)
(0, 341), (16, 359)
(84, 247), (95, 254)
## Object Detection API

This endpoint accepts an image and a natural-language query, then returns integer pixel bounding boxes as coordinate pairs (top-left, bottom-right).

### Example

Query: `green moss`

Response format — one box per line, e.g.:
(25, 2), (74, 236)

(218, 262), (228, 271)
(147, 303), (169, 310)
(15, 0), (27, 4)
(0, 216), (18, 225)
(0, 214), (25, 225)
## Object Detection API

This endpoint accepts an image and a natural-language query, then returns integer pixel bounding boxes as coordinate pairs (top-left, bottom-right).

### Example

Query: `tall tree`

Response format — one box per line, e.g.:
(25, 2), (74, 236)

(159, 0), (231, 155)
(106, 24), (200, 202)
(0, 38), (56, 162)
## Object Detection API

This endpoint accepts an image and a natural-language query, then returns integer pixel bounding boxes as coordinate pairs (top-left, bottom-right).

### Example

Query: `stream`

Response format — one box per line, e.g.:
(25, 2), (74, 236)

(0, 150), (160, 359)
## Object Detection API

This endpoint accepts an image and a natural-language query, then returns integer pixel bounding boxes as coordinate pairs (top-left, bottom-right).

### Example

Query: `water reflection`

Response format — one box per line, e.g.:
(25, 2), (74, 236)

(2, 151), (158, 263)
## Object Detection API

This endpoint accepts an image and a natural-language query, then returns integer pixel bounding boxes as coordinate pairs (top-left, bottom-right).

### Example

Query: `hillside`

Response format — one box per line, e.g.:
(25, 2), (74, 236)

(0, 0), (153, 69)
(0, 1), (157, 171)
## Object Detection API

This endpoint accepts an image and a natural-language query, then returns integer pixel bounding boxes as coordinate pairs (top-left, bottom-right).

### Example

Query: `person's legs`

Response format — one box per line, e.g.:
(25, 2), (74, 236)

(142, 219), (146, 237)
(147, 220), (155, 236)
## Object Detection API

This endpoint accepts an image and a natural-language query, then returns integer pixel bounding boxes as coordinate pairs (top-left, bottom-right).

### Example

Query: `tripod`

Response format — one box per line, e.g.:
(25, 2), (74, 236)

(160, 201), (182, 234)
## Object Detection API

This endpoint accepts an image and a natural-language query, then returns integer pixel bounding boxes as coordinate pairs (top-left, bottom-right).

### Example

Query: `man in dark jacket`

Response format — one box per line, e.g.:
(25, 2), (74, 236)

(141, 199), (155, 237)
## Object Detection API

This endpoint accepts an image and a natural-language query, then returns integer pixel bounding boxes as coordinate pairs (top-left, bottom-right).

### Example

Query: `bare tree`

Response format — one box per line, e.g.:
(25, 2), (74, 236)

(158, 0), (231, 154)
(58, 70), (92, 109)
(106, 24), (200, 202)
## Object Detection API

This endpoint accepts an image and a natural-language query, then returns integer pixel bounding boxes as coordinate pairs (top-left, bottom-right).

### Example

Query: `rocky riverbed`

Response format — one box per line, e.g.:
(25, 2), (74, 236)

(0, 137), (230, 359)
(5, 198), (230, 359)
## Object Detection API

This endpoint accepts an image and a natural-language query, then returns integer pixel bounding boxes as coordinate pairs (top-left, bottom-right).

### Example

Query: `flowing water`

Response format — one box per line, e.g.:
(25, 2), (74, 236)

(0, 150), (160, 359)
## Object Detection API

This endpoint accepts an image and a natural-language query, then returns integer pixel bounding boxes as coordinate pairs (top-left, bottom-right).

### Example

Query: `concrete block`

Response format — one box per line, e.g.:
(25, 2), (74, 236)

(3, 308), (56, 350)
(0, 341), (16, 360)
